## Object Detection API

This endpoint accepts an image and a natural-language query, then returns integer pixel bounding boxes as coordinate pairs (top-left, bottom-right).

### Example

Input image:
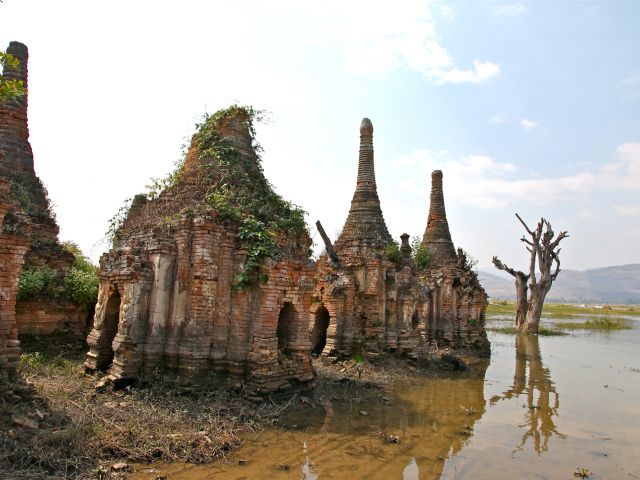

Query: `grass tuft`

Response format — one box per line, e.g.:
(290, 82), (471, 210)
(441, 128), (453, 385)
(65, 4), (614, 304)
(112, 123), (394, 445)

(487, 326), (566, 336)
(558, 317), (632, 330)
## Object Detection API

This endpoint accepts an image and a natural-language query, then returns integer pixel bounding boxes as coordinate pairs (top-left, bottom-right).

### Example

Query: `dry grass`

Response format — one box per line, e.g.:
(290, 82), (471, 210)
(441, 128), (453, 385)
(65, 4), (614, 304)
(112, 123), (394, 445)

(0, 335), (302, 479)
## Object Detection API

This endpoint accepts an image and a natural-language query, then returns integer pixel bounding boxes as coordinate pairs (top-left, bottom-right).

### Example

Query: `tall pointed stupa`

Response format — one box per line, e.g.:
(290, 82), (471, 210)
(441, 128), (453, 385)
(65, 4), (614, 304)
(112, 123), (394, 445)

(0, 41), (33, 172)
(422, 170), (457, 267)
(333, 118), (393, 259)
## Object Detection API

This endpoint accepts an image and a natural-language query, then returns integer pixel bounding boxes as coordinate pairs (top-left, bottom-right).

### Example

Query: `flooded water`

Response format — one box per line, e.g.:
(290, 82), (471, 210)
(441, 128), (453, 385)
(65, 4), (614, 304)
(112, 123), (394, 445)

(134, 317), (640, 479)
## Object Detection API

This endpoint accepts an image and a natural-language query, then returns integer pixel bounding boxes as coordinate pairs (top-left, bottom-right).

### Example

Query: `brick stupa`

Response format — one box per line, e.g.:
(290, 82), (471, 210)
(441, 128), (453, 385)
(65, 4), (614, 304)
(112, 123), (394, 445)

(0, 42), (87, 382)
(310, 118), (489, 358)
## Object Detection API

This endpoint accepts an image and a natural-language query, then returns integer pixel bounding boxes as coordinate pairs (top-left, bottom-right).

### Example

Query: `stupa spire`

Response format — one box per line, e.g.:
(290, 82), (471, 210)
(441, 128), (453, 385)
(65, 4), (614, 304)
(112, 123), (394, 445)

(333, 118), (392, 257)
(422, 170), (457, 267)
(0, 41), (33, 171)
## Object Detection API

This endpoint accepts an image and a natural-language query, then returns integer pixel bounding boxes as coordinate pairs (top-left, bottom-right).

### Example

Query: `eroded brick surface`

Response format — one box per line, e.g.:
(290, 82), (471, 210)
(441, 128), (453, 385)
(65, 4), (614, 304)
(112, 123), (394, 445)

(0, 180), (29, 378)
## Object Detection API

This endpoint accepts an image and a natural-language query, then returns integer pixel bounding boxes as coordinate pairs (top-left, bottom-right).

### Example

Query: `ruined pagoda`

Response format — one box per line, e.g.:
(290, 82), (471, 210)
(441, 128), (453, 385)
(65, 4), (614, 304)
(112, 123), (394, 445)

(310, 118), (489, 358)
(1, 42), (88, 381)
(84, 106), (315, 394)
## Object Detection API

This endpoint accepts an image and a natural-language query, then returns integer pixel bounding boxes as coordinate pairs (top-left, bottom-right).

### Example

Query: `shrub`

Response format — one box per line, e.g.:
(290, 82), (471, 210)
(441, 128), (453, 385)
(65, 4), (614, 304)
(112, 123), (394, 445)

(62, 242), (99, 307)
(64, 267), (98, 307)
(384, 242), (402, 267)
(411, 236), (431, 270)
(17, 266), (59, 301)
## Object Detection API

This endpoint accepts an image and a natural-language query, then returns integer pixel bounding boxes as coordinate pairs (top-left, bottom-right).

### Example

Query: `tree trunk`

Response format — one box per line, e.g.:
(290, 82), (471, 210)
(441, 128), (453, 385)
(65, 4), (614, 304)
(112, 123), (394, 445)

(521, 285), (547, 333)
(514, 276), (528, 329)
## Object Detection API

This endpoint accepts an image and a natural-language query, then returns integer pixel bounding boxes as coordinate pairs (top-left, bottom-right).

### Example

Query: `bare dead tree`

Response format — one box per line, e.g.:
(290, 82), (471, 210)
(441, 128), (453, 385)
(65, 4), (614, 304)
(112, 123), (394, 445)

(492, 256), (530, 328)
(493, 214), (569, 333)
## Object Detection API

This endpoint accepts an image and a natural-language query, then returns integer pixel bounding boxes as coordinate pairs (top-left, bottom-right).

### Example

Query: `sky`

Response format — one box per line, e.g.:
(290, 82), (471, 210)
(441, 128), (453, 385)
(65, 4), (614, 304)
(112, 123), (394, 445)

(1, 0), (639, 272)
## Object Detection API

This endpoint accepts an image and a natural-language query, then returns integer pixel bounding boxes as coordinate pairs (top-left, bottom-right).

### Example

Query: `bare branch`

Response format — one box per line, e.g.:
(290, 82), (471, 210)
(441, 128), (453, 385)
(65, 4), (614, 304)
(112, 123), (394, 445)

(515, 213), (535, 236)
(492, 256), (529, 280)
(549, 230), (569, 252)
(550, 251), (561, 281)
(520, 237), (534, 246)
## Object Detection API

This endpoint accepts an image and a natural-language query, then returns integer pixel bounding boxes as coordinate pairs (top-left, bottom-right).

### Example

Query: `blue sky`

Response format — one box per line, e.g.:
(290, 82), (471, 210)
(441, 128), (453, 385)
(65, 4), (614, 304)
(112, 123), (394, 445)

(1, 1), (639, 271)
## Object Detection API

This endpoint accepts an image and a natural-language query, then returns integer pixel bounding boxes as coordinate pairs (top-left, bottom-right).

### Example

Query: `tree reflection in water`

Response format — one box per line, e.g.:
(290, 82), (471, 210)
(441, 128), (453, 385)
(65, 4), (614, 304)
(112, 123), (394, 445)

(490, 334), (566, 454)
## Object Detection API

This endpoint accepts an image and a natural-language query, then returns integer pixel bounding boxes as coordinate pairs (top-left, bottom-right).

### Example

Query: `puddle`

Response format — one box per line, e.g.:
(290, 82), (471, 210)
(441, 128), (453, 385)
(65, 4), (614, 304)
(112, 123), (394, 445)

(133, 317), (640, 479)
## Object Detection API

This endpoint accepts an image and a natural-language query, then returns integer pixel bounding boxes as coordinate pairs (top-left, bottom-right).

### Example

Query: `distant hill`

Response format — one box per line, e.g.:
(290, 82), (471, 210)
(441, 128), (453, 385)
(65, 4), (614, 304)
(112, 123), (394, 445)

(478, 264), (640, 304)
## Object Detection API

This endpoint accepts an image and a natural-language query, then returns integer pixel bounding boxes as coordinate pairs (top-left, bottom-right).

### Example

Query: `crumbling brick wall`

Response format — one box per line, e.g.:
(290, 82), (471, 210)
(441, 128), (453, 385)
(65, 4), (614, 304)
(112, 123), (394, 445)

(0, 41), (88, 339)
(85, 107), (315, 395)
(311, 119), (488, 359)
(0, 179), (29, 379)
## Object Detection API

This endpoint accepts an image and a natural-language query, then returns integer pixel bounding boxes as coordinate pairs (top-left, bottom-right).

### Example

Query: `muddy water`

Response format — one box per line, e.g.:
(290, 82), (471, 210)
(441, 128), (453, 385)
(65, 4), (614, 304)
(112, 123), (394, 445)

(134, 317), (640, 479)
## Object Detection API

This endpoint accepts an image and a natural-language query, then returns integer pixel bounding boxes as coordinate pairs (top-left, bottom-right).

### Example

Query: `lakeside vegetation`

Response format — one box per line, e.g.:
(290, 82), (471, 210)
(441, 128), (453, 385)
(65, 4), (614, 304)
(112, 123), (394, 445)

(489, 326), (567, 336)
(487, 301), (638, 334)
(487, 301), (639, 318)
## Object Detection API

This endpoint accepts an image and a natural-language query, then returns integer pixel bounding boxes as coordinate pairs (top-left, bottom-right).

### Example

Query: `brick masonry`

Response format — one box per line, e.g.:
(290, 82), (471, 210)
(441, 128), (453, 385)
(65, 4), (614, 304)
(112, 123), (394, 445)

(0, 179), (29, 379)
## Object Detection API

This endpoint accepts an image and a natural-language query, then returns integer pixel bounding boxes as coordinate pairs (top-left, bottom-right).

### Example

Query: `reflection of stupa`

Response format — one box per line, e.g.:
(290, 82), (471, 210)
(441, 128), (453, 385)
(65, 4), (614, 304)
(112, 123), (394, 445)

(490, 334), (565, 453)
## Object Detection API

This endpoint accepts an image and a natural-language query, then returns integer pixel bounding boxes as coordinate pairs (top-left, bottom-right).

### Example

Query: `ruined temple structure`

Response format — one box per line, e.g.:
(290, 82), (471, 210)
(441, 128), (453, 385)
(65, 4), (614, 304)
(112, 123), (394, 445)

(0, 42), (87, 376)
(310, 119), (488, 358)
(84, 107), (315, 394)
(1, 42), (88, 338)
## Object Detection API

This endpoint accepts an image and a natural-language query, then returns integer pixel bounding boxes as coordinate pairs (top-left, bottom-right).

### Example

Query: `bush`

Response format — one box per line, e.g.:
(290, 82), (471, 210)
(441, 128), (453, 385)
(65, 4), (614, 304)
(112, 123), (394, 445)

(17, 266), (59, 301)
(62, 242), (99, 307)
(17, 242), (99, 308)
(64, 267), (98, 307)
(411, 236), (431, 270)
(384, 242), (402, 267)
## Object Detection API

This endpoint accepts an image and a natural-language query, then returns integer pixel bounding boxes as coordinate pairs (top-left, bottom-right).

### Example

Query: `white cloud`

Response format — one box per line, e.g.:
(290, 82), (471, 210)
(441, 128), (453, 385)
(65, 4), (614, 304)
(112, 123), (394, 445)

(393, 141), (640, 211)
(601, 142), (640, 190)
(489, 114), (505, 124)
(617, 72), (640, 102)
(520, 118), (538, 131)
(578, 209), (598, 220)
(494, 4), (526, 16)
(325, 0), (500, 84)
(614, 204), (640, 216)
(438, 4), (456, 20)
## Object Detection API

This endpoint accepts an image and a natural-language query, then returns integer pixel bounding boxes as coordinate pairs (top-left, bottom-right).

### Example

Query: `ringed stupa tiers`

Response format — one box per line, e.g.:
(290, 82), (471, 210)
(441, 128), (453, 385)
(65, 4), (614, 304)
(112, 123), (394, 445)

(333, 118), (393, 259)
(422, 170), (457, 267)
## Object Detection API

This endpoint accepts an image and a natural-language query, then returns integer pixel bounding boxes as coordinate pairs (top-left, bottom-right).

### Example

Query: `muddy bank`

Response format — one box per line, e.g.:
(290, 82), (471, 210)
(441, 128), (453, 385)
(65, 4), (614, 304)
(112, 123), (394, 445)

(0, 335), (479, 479)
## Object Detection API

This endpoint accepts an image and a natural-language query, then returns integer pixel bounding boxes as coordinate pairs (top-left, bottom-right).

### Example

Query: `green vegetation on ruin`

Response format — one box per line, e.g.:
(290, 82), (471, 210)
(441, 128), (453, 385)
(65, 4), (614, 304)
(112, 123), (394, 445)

(8, 172), (57, 223)
(17, 242), (98, 308)
(411, 236), (431, 270)
(0, 50), (26, 102)
(383, 242), (402, 269)
(107, 105), (308, 289)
